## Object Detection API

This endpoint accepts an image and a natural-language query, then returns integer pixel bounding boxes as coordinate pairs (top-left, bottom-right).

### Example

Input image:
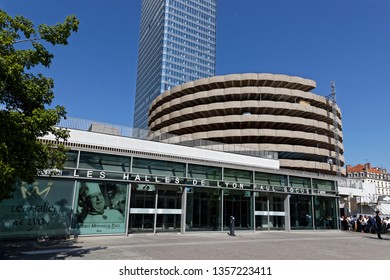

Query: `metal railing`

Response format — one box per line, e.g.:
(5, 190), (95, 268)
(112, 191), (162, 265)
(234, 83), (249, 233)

(57, 116), (278, 160)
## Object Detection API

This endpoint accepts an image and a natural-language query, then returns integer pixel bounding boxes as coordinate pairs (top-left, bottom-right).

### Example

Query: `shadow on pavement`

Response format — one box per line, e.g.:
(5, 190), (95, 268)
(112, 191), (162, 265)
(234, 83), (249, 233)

(0, 237), (107, 260)
(362, 235), (389, 241)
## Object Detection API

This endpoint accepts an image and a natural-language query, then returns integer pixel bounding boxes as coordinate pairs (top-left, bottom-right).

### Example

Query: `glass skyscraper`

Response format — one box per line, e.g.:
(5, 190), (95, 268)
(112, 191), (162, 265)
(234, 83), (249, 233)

(133, 0), (217, 130)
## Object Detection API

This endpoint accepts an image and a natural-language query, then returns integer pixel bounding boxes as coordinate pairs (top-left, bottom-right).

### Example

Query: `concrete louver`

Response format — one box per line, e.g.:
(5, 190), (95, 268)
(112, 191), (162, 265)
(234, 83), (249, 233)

(148, 73), (345, 176)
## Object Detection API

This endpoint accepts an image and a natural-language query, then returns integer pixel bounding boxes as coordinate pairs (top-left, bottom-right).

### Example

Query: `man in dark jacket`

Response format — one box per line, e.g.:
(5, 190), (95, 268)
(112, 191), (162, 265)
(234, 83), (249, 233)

(375, 210), (383, 239)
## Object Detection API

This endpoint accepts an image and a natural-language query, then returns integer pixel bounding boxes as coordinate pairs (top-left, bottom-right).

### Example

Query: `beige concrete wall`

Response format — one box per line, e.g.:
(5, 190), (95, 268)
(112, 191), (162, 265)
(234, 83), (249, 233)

(148, 73), (344, 176)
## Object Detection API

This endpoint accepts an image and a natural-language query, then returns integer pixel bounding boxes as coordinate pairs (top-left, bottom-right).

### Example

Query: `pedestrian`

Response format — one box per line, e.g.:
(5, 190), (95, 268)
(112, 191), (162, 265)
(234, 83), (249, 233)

(375, 210), (383, 239)
(341, 216), (349, 230)
(356, 214), (363, 232)
(366, 215), (375, 233)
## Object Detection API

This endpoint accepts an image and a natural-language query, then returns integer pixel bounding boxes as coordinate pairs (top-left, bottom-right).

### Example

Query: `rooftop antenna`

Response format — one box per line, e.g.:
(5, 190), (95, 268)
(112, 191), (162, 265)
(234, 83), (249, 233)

(327, 81), (341, 176)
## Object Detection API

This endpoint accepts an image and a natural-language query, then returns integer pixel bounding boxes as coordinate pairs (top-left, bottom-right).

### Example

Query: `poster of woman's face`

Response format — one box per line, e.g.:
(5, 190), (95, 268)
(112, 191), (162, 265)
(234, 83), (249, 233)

(72, 181), (128, 235)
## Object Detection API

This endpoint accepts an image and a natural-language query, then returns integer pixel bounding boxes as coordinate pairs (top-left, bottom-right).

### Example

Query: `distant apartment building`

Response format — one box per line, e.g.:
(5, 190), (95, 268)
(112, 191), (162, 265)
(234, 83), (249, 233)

(338, 163), (390, 216)
(346, 163), (390, 196)
(133, 0), (217, 130)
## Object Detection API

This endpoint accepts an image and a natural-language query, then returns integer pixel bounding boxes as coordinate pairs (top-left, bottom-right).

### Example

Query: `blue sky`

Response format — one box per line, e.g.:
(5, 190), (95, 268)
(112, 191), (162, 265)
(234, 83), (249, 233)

(2, 0), (390, 169)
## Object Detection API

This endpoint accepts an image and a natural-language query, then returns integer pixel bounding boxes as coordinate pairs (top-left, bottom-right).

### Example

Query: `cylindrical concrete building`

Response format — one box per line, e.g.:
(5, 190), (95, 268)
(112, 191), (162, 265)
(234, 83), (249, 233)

(148, 73), (345, 176)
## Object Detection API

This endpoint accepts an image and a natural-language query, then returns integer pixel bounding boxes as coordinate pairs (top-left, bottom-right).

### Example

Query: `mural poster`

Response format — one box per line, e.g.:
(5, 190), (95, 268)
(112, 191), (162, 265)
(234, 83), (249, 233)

(72, 181), (128, 235)
(0, 179), (75, 240)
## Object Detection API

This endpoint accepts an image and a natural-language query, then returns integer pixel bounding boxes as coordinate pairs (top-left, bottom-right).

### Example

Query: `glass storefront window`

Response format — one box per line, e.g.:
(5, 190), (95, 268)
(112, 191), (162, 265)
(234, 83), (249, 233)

(132, 157), (185, 177)
(289, 176), (311, 188)
(269, 196), (285, 230)
(290, 195), (313, 230)
(255, 194), (268, 211)
(64, 151), (78, 168)
(223, 189), (253, 230)
(79, 152), (131, 172)
(223, 168), (252, 184)
(1, 140), (344, 239)
(312, 179), (336, 192)
(156, 186), (182, 232)
(131, 184), (156, 208)
(255, 194), (268, 231)
(156, 214), (181, 232)
(130, 214), (154, 233)
(188, 164), (222, 180)
(0, 179), (75, 240)
(269, 216), (285, 230)
(269, 196), (284, 212)
(157, 186), (181, 209)
(314, 196), (338, 229)
(129, 184), (182, 233)
(255, 194), (285, 231)
(129, 183), (156, 233)
(186, 187), (222, 231)
(255, 172), (287, 187)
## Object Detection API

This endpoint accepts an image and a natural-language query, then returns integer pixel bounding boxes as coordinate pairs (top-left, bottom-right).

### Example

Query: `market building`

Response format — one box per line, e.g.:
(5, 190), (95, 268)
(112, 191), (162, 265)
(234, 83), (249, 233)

(0, 119), (340, 240)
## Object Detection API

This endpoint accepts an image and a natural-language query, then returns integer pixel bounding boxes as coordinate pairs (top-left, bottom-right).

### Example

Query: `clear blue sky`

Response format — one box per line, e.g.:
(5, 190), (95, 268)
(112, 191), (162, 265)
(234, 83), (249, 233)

(2, 0), (390, 169)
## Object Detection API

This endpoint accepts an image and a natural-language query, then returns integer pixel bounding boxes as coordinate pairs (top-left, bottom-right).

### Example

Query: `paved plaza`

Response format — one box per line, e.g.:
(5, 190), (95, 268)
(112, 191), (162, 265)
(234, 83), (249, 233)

(0, 230), (389, 260)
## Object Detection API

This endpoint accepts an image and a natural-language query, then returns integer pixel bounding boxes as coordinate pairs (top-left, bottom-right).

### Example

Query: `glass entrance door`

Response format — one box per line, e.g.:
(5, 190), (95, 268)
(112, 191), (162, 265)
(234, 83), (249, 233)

(255, 193), (286, 231)
(128, 184), (182, 234)
(223, 189), (253, 230)
(186, 187), (222, 231)
(128, 184), (156, 233)
(155, 185), (182, 232)
(290, 195), (313, 230)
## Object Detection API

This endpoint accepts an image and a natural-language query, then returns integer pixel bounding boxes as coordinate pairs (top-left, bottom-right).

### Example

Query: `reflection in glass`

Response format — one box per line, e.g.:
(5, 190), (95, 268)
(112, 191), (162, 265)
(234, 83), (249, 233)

(132, 157), (185, 177)
(0, 179), (74, 240)
(156, 186), (182, 232)
(129, 185), (182, 233)
(223, 189), (252, 230)
(290, 195), (313, 230)
(79, 152), (131, 172)
(186, 188), (221, 231)
(312, 179), (336, 192)
(255, 172), (287, 187)
(314, 196), (338, 229)
(289, 176), (310, 188)
(269, 196), (284, 212)
(128, 184), (156, 233)
(255, 194), (285, 231)
(255, 194), (268, 231)
(224, 168), (253, 184)
(156, 214), (181, 232)
(130, 214), (154, 233)
(64, 151), (78, 168)
(269, 216), (285, 230)
(188, 164), (222, 180)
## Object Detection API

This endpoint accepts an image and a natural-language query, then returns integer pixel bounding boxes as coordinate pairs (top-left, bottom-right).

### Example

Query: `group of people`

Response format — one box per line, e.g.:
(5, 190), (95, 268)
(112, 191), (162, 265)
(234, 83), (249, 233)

(341, 211), (389, 239)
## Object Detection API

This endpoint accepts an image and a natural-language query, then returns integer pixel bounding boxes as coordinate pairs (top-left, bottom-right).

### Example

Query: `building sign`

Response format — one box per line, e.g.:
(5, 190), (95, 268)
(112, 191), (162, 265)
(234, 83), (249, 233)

(41, 168), (320, 195)
(0, 179), (74, 240)
(378, 195), (390, 204)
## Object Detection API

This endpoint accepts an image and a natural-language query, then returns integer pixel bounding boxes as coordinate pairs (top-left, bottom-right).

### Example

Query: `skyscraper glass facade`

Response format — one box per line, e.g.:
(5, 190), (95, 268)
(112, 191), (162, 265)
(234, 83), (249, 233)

(133, 0), (217, 129)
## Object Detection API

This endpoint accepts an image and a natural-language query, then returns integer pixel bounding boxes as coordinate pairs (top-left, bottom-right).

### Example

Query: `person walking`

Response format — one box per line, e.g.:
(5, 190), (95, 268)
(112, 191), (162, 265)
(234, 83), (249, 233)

(375, 210), (383, 239)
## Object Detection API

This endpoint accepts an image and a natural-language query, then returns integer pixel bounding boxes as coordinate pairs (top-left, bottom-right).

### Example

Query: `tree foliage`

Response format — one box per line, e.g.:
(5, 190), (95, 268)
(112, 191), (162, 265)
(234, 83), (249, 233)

(0, 9), (79, 201)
